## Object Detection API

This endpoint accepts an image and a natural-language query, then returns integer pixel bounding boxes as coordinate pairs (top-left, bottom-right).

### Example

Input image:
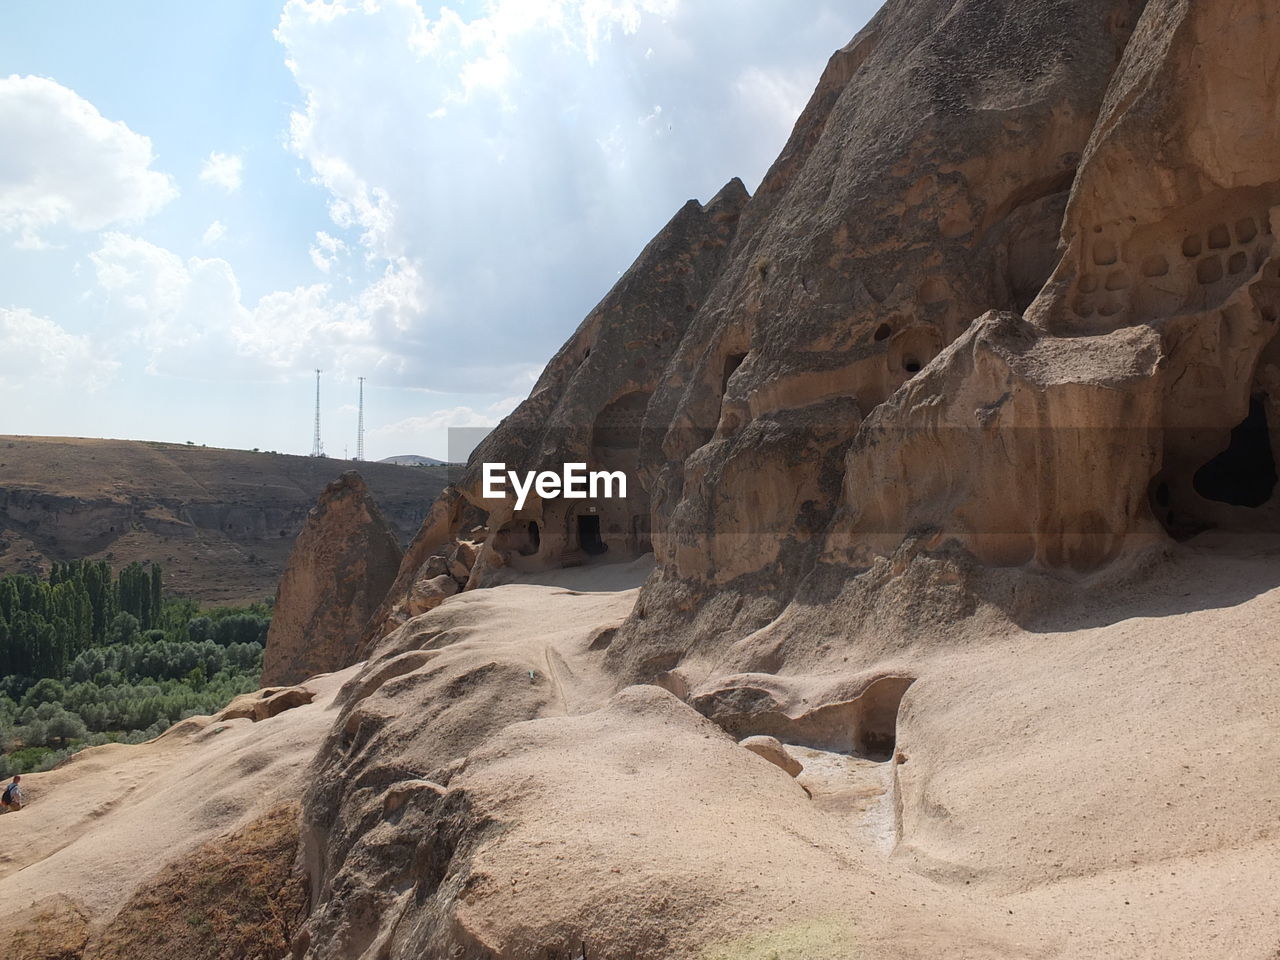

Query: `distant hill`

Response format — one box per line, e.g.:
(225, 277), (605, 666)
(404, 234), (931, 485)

(0, 436), (448, 605)
(378, 454), (448, 466)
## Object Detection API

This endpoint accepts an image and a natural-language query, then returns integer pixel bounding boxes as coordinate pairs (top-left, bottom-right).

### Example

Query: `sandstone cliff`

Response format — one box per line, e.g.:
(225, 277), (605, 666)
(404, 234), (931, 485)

(261, 472), (403, 686)
(292, 2), (1280, 957)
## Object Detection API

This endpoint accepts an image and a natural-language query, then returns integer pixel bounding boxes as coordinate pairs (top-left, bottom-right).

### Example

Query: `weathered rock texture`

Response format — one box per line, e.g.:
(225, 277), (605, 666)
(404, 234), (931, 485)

(361, 180), (750, 640)
(217, 685), (315, 723)
(297, 2), (1280, 958)
(261, 473), (403, 686)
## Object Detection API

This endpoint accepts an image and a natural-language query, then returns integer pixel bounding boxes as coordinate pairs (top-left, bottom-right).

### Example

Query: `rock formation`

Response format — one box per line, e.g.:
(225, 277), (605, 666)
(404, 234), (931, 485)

(360, 179), (750, 641)
(290, 1), (1280, 957)
(217, 685), (315, 722)
(261, 472), (403, 686)
(372, 0), (1280, 679)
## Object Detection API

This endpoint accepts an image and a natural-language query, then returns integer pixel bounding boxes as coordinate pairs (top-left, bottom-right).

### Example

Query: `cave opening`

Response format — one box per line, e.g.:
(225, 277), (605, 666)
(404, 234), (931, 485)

(853, 677), (916, 762)
(577, 515), (608, 555)
(1193, 396), (1278, 508)
(721, 353), (747, 394)
(522, 521), (541, 556)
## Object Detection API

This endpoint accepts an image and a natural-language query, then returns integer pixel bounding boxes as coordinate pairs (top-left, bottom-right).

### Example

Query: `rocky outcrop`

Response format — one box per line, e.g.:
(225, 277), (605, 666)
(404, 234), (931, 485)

(361, 180), (750, 638)
(217, 685), (315, 722)
(261, 473), (403, 686)
(298, 3), (1280, 957)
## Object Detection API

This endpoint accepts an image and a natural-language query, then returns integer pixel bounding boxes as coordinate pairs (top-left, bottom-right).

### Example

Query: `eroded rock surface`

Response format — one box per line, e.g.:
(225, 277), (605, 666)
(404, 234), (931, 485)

(296, 3), (1280, 959)
(262, 472), (403, 686)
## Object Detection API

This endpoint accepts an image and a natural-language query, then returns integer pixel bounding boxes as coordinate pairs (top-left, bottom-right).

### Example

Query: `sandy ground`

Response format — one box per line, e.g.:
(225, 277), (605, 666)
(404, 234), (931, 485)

(0, 666), (358, 927)
(3, 541), (1279, 958)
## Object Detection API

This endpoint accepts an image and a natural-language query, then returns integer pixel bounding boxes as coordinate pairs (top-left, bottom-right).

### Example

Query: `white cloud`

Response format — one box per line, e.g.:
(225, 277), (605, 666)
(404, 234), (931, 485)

(0, 75), (177, 241)
(0, 307), (118, 390)
(272, 0), (863, 388)
(733, 66), (813, 143)
(202, 220), (226, 245)
(88, 232), (436, 382)
(309, 230), (347, 272)
(198, 151), (244, 193)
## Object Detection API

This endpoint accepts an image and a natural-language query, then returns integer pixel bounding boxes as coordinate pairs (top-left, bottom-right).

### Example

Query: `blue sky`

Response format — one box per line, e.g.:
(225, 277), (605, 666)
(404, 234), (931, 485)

(0, 0), (875, 460)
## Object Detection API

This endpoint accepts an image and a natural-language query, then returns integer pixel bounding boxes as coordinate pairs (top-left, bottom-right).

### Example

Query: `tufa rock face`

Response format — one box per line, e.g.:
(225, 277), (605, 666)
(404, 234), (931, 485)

(294, 3), (1280, 955)
(261, 472), (403, 686)
(369, 1), (1280, 676)
(361, 179), (749, 640)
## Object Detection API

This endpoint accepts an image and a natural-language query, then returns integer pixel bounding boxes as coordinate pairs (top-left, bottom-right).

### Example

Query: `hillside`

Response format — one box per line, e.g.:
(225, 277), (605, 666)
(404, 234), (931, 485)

(0, 436), (449, 605)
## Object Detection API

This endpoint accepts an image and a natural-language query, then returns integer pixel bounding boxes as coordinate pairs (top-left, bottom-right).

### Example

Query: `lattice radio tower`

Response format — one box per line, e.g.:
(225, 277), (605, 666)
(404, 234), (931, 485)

(310, 369), (325, 457)
(356, 377), (366, 461)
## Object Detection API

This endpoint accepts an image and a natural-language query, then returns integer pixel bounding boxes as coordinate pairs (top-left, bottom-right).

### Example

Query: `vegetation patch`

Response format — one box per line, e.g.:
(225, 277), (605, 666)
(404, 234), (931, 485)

(0, 560), (269, 774)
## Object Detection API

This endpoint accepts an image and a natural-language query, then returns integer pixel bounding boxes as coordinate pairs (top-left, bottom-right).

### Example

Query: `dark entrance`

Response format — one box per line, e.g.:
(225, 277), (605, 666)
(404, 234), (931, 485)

(1193, 396), (1278, 508)
(577, 515), (608, 555)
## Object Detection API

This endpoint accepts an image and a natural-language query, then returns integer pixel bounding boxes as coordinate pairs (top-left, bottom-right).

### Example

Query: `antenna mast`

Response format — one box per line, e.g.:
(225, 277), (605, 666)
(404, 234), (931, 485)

(311, 369), (324, 457)
(356, 376), (366, 461)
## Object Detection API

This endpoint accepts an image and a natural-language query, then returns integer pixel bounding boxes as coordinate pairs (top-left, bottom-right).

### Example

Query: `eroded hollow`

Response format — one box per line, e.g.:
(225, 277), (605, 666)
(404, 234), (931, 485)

(853, 676), (915, 761)
(1194, 396), (1278, 508)
(692, 676), (916, 762)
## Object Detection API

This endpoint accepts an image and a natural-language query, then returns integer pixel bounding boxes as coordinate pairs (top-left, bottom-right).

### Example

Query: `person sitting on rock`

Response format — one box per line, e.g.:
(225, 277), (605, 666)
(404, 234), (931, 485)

(2, 775), (24, 812)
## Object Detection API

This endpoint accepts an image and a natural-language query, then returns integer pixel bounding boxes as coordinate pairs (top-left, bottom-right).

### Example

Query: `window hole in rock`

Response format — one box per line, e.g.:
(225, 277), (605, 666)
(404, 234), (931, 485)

(1197, 256), (1224, 285)
(497, 519), (541, 557)
(874, 323), (893, 342)
(1105, 270), (1131, 291)
(721, 353), (747, 394)
(1141, 255), (1170, 278)
(1193, 397), (1278, 508)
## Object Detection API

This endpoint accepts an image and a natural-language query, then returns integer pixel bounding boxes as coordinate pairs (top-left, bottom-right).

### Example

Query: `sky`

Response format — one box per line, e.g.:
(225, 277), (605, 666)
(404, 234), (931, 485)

(0, 0), (877, 461)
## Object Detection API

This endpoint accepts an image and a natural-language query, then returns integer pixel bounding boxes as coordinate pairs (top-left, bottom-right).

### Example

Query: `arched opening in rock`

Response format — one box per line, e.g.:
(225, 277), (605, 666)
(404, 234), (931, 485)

(874, 323), (892, 342)
(721, 353), (747, 394)
(853, 676), (915, 761)
(496, 519), (540, 557)
(591, 391), (650, 463)
(1193, 397), (1277, 508)
(888, 326), (941, 381)
(577, 515), (607, 555)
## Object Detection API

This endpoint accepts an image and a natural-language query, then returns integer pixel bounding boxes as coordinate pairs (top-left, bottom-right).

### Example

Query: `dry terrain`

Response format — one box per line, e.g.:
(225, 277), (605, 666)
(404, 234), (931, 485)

(0, 436), (448, 604)
(1, 536), (1276, 957)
